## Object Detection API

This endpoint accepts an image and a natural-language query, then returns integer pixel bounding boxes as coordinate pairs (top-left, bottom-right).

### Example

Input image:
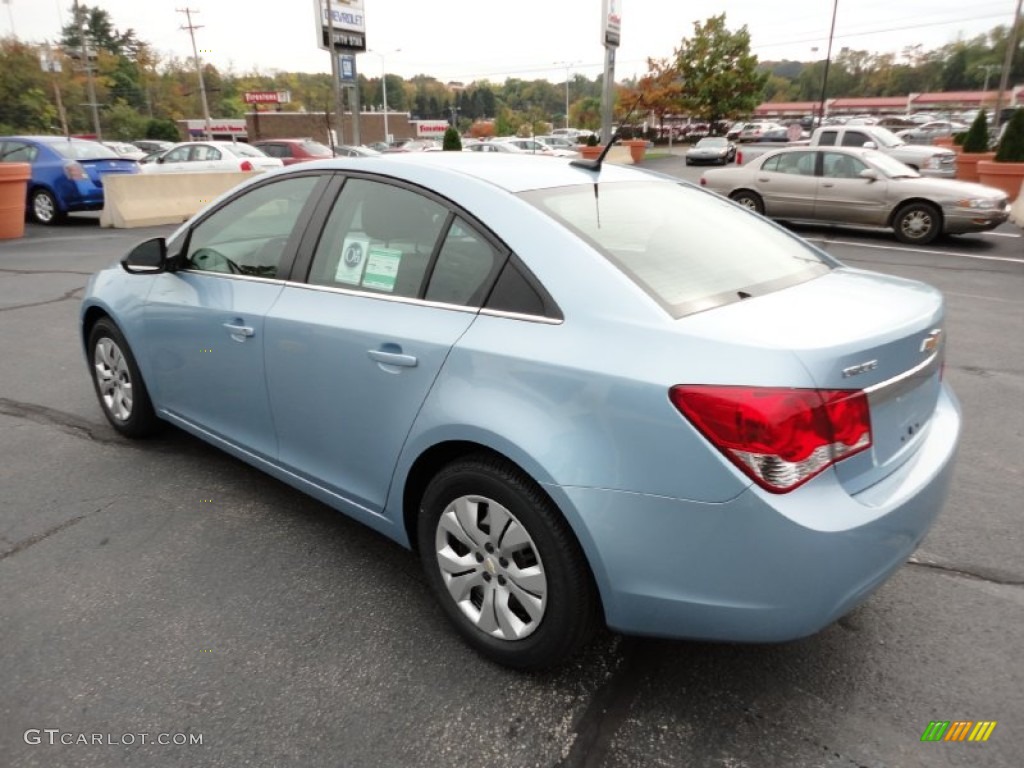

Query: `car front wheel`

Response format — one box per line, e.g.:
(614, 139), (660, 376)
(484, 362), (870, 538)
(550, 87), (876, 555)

(30, 188), (64, 225)
(418, 455), (598, 670)
(893, 201), (941, 245)
(88, 318), (160, 437)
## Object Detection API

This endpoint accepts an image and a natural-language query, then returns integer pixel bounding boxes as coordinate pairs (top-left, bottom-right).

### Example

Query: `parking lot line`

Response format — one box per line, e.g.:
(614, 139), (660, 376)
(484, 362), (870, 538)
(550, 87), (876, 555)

(805, 238), (1024, 265)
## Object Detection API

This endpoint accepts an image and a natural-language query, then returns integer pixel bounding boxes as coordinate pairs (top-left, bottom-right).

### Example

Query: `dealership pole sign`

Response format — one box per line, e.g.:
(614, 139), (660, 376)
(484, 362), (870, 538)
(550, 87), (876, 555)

(313, 0), (367, 52)
(601, 0), (621, 47)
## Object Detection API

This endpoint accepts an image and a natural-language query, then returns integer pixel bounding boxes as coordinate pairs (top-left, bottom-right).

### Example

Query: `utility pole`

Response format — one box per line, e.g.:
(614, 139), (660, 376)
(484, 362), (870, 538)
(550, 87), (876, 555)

(554, 60), (579, 129)
(178, 7), (212, 140)
(994, 0), (1024, 132)
(817, 0), (839, 130)
(72, 0), (102, 140)
(979, 64), (1002, 95)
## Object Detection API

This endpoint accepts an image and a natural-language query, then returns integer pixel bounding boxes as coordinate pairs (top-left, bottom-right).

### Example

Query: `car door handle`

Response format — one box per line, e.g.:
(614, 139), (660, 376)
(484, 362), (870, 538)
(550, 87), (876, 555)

(223, 321), (255, 341)
(757, 176), (770, 182)
(821, 182), (836, 188)
(367, 349), (418, 368)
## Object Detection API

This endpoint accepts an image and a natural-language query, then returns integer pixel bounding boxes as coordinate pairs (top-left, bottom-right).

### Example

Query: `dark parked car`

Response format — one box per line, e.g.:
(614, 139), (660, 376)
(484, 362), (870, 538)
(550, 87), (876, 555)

(751, 128), (792, 143)
(684, 136), (736, 165)
(0, 135), (139, 224)
(252, 138), (335, 165)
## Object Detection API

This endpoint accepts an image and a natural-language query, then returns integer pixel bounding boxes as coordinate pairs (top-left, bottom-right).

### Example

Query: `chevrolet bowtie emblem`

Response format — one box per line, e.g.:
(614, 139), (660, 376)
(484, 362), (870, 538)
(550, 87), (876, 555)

(920, 329), (943, 354)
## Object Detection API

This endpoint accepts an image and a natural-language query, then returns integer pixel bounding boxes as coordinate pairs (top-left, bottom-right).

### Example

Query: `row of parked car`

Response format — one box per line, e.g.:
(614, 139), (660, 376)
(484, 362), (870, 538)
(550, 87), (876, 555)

(1, 133), (593, 225)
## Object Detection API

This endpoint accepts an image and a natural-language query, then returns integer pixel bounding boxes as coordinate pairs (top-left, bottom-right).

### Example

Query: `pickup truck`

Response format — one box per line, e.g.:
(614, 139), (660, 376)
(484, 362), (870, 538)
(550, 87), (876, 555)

(735, 125), (957, 178)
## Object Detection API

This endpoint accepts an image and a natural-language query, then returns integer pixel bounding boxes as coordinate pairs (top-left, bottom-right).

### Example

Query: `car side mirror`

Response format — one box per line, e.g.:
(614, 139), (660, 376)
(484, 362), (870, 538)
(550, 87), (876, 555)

(862, 141), (877, 149)
(121, 237), (168, 274)
(859, 168), (879, 182)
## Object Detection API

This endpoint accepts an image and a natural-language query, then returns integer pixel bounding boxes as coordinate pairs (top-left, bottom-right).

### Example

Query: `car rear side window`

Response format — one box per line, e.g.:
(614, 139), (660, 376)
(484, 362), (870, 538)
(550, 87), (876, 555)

(308, 179), (447, 298)
(817, 130), (837, 146)
(521, 181), (832, 318)
(841, 131), (870, 147)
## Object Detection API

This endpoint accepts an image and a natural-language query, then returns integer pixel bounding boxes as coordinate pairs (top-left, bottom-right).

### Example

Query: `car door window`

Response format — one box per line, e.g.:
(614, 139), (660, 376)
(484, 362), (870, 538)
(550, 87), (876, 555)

(185, 176), (320, 277)
(823, 153), (868, 179)
(424, 217), (503, 306)
(0, 141), (38, 162)
(841, 131), (870, 147)
(164, 146), (191, 163)
(308, 178), (447, 298)
(817, 130), (837, 146)
(192, 145), (222, 161)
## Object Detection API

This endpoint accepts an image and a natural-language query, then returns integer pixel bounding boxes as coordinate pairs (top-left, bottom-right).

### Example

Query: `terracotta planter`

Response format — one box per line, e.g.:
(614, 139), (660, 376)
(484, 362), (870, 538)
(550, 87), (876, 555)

(977, 160), (1024, 201)
(933, 136), (955, 148)
(578, 145), (603, 160)
(956, 151), (996, 182)
(0, 162), (31, 239)
(623, 139), (648, 163)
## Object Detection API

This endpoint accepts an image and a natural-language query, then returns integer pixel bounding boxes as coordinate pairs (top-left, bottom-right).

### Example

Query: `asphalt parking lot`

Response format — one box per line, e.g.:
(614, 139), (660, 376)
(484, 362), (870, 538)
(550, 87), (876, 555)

(1, 160), (1022, 767)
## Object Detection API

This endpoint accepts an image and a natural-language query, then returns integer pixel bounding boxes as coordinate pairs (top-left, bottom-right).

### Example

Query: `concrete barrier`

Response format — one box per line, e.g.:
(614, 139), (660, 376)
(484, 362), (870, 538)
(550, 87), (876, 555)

(100, 171), (258, 228)
(1011, 179), (1024, 228)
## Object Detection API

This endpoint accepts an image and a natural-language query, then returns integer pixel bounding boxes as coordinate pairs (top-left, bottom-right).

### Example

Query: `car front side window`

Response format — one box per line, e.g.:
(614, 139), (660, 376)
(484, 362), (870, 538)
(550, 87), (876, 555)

(185, 176), (320, 278)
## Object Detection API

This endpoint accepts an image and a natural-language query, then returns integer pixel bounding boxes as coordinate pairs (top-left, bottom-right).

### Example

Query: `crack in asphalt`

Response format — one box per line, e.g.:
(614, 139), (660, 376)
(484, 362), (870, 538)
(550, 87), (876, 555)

(0, 398), (121, 445)
(0, 285), (84, 313)
(0, 513), (87, 561)
(557, 638), (650, 768)
(907, 555), (1024, 586)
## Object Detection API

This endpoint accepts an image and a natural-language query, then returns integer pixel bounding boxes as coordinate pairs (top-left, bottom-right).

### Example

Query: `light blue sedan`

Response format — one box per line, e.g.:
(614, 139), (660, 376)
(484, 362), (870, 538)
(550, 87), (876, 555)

(80, 153), (961, 669)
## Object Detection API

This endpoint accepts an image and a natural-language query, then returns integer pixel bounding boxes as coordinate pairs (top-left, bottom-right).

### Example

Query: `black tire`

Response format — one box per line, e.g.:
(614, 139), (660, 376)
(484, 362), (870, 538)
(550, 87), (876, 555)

(730, 190), (765, 215)
(893, 201), (941, 245)
(87, 318), (161, 438)
(418, 454), (598, 670)
(30, 188), (64, 225)
(685, 158), (692, 166)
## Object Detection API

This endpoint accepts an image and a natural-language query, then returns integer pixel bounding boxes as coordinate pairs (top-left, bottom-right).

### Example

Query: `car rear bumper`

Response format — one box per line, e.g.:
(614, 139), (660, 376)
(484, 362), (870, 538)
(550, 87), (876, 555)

(552, 384), (960, 642)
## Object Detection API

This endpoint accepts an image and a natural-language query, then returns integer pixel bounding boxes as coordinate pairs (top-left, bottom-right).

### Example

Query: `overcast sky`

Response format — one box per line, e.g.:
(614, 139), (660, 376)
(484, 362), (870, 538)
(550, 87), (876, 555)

(6, 0), (1020, 84)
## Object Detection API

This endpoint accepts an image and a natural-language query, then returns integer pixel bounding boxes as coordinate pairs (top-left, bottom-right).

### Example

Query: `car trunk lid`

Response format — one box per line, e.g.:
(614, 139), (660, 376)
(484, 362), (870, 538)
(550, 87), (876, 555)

(679, 268), (946, 494)
(78, 157), (138, 187)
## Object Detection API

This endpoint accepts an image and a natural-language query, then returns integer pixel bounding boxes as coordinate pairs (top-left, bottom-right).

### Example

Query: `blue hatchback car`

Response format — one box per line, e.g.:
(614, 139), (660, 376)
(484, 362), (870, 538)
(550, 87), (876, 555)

(0, 135), (139, 224)
(80, 153), (961, 669)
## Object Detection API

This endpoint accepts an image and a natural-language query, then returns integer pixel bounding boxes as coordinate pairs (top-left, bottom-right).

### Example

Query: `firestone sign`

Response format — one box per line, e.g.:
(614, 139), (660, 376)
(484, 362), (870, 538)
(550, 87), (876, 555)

(244, 91), (291, 105)
(313, 0), (367, 53)
(414, 121), (449, 138)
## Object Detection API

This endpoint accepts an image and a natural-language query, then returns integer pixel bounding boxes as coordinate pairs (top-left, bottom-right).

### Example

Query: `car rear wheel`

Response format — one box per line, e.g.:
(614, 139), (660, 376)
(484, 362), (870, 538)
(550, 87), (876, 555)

(30, 188), (64, 225)
(88, 318), (160, 437)
(893, 201), (941, 245)
(730, 190), (765, 215)
(418, 455), (598, 670)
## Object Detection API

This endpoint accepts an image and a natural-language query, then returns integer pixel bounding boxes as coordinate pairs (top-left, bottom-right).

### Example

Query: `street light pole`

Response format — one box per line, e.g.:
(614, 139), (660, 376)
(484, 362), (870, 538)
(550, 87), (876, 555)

(366, 48), (400, 145)
(993, 0), (1023, 130)
(554, 60), (579, 129)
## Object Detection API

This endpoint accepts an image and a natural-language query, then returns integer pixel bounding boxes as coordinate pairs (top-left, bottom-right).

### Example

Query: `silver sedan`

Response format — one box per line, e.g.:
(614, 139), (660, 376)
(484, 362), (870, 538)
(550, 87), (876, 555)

(699, 146), (1008, 244)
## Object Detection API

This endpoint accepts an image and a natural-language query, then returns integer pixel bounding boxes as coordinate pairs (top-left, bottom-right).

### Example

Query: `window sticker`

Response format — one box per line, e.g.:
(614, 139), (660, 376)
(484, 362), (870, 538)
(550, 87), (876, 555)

(335, 233), (369, 285)
(361, 247), (402, 292)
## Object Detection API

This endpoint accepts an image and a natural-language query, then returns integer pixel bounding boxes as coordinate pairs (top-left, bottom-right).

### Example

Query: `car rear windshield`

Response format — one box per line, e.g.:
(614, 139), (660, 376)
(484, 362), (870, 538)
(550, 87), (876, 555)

(521, 180), (833, 318)
(50, 140), (119, 160)
(301, 140), (333, 157)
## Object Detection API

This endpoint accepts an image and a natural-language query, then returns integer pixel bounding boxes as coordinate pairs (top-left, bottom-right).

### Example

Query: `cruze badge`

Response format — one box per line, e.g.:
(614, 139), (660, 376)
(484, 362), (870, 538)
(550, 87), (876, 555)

(921, 329), (943, 354)
(842, 360), (877, 378)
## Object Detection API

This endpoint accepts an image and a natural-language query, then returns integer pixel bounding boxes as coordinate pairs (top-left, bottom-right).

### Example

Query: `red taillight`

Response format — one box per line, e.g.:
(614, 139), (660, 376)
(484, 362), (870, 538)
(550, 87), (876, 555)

(699, 176), (706, 186)
(669, 385), (872, 493)
(64, 161), (87, 181)
(239, 160), (254, 171)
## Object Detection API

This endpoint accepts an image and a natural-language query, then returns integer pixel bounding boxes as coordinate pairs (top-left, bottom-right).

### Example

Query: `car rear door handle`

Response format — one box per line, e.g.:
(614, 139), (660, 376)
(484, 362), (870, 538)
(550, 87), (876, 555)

(821, 182), (836, 188)
(757, 176), (771, 182)
(367, 348), (418, 368)
(223, 321), (255, 341)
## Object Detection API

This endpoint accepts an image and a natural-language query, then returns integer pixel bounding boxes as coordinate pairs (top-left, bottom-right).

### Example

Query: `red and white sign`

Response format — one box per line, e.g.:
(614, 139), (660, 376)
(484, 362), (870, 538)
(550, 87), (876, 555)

(413, 120), (449, 137)
(244, 91), (291, 105)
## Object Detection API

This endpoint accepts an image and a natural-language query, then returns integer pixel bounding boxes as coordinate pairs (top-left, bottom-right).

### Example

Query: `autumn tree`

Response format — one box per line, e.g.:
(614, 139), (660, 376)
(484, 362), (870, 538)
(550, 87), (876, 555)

(617, 56), (684, 136)
(674, 14), (766, 128)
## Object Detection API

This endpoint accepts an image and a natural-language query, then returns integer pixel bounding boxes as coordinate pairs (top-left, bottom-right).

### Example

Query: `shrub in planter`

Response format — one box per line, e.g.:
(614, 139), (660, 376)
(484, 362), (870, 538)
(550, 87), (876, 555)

(585, 133), (599, 147)
(442, 126), (462, 151)
(962, 110), (990, 153)
(995, 108), (1024, 161)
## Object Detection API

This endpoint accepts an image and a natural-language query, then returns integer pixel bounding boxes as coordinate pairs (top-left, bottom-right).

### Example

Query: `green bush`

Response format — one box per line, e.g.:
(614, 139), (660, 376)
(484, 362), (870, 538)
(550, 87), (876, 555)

(442, 126), (462, 151)
(585, 133), (599, 147)
(961, 110), (989, 153)
(995, 108), (1024, 162)
(145, 118), (181, 142)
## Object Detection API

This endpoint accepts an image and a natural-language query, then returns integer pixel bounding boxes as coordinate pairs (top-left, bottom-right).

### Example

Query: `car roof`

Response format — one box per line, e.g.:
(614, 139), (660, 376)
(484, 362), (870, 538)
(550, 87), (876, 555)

(253, 138), (315, 144)
(283, 152), (652, 193)
(2, 135), (99, 144)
